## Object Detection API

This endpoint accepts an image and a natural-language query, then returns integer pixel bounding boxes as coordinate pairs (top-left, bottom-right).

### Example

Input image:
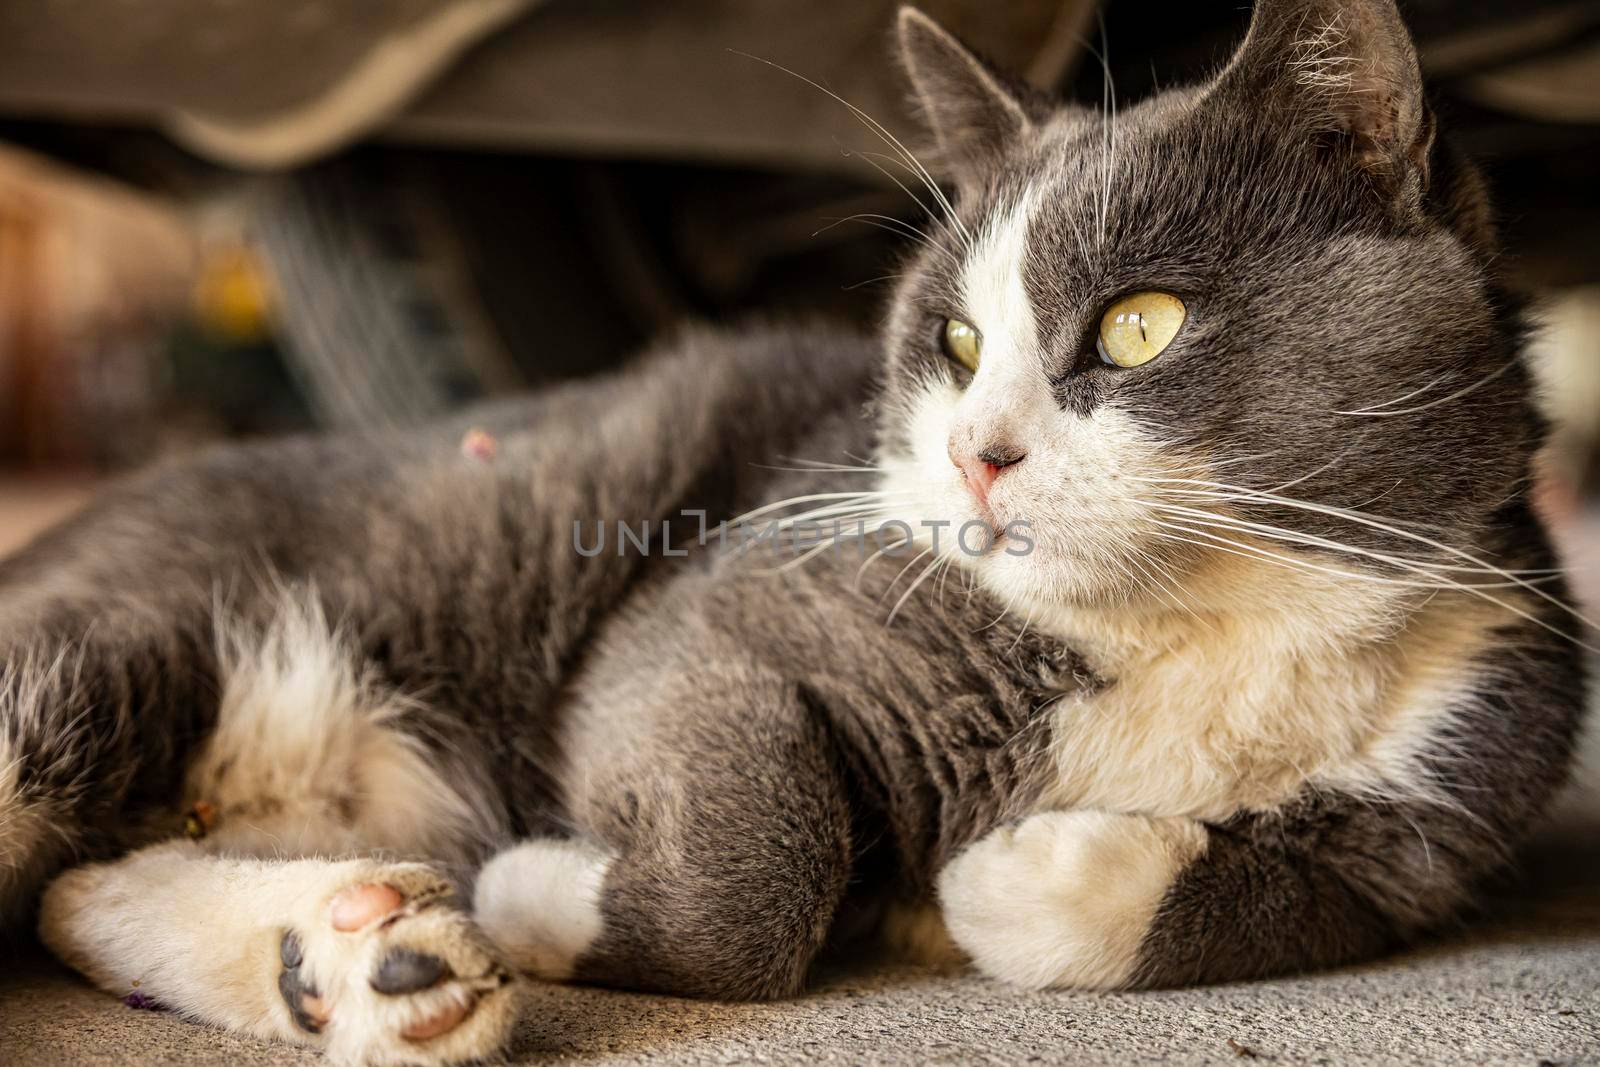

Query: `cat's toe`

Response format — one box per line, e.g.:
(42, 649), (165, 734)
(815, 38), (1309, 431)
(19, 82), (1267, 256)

(299, 867), (519, 1066)
(277, 930), (331, 1033)
(400, 998), (471, 1040)
(336, 925), (516, 1065)
(332, 883), (406, 931)
(333, 865), (457, 926)
(370, 947), (448, 995)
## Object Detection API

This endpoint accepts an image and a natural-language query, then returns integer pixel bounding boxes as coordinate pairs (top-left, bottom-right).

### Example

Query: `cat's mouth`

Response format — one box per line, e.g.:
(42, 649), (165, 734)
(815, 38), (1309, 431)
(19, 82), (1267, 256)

(961, 493), (1000, 536)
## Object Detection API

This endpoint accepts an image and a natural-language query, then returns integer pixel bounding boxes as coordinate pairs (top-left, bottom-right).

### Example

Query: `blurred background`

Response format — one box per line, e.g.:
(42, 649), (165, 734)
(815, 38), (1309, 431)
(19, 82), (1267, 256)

(0, 0), (1596, 609)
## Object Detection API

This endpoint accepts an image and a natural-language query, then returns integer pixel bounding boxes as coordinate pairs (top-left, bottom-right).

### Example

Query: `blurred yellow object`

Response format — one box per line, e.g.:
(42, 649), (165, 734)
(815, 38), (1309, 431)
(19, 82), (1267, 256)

(192, 244), (274, 343)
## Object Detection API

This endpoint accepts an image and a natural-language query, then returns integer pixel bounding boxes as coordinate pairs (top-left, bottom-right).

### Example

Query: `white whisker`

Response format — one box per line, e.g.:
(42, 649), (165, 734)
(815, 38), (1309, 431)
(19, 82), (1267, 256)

(1334, 370), (1452, 415)
(856, 537), (913, 591)
(1148, 518), (1598, 655)
(1135, 476), (1450, 535)
(723, 490), (911, 530)
(1096, 10), (1117, 250)
(1007, 608), (1036, 654)
(1206, 450), (1286, 472)
(813, 215), (964, 271)
(729, 50), (973, 252)
(934, 552), (959, 610)
(1140, 479), (1589, 628)
(849, 148), (973, 254)
(1127, 540), (1215, 633)
(751, 535), (846, 577)
(974, 591), (1020, 634)
(1151, 501), (1559, 581)
(883, 545), (934, 594)
(1333, 360), (1519, 417)
(886, 549), (946, 626)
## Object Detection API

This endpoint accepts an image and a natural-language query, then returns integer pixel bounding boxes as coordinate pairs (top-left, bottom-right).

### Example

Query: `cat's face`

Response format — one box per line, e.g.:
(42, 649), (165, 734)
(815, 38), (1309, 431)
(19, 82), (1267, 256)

(878, 0), (1538, 614)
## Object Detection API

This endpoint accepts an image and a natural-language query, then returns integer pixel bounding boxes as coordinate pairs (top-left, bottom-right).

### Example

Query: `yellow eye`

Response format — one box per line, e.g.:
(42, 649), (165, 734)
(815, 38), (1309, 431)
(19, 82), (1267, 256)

(1096, 291), (1186, 368)
(943, 318), (981, 373)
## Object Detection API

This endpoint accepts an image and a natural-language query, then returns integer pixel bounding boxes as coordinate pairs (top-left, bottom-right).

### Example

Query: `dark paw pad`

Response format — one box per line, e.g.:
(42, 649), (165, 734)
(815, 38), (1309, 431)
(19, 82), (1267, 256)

(280, 929), (304, 969)
(278, 930), (326, 1034)
(371, 947), (449, 995)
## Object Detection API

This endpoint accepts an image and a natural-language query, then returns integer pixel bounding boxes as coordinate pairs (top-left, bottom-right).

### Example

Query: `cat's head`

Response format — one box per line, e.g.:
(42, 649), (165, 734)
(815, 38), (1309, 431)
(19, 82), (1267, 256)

(876, 0), (1539, 618)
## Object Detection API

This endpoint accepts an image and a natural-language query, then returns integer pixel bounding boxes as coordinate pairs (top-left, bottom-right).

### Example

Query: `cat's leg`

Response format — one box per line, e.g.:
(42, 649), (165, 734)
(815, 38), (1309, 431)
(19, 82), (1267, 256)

(36, 595), (518, 1065)
(473, 837), (613, 982)
(3, 324), (869, 925)
(936, 811), (1209, 988)
(940, 620), (1584, 990)
(937, 794), (1518, 990)
(42, 849), (516, 1066)
(475, 677), (858, 1000)
(0, 609), (220, 925)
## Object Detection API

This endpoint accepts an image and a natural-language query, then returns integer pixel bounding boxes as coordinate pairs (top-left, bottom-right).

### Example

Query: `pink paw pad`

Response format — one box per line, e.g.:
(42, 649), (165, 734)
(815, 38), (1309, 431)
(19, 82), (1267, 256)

(331, 883), (405, 932)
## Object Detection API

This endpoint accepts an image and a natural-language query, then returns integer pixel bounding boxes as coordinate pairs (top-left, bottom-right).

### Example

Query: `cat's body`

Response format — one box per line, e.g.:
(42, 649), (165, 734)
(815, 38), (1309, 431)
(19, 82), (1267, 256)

(0, 2), (1589, 1064)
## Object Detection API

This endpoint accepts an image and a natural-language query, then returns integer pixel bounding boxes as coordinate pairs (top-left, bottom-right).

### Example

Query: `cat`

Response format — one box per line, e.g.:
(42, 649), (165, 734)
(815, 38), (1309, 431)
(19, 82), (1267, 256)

(1, 1), (1589, 1064)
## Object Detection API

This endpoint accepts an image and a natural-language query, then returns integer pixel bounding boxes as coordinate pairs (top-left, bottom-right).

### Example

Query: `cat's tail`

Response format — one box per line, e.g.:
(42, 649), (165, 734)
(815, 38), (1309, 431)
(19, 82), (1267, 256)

(0, 603), (219, 932)
(0, 643), (151, 928)
(0, 650), (73, 926)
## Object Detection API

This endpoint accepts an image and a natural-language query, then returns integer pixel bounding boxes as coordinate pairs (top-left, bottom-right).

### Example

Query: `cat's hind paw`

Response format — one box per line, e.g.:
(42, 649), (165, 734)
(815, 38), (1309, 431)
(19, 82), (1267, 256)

(41, 849), (520, 1067)
(279, 864), (519, 1066)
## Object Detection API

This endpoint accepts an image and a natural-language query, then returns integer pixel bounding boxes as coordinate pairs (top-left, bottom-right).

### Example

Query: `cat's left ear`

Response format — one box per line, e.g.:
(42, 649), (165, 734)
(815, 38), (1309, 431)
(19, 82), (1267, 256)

(896, 7), (1047, 196)
(1216, 0), (1435, 202)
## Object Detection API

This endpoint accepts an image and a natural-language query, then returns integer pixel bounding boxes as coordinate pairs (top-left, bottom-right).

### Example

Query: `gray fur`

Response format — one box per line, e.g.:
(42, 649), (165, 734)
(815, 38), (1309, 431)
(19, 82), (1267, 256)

(0, 0), (1588, 1009)
(1133, 500), (1584, 985)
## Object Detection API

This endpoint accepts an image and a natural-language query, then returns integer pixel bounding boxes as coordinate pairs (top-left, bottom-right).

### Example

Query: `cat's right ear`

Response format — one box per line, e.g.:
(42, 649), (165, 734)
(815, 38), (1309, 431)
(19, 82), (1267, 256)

(896, 7), (1044, 197)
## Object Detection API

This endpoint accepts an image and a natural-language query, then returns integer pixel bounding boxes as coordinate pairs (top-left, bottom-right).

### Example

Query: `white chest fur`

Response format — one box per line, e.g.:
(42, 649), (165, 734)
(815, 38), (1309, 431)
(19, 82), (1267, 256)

(1030, 558), (1513, 821)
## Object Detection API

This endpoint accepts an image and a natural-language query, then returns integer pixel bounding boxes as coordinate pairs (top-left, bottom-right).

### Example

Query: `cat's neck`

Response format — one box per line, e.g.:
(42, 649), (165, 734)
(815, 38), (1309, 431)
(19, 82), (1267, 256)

(1017, 540), (1411, 679)
(1009, 538), (1524, 818)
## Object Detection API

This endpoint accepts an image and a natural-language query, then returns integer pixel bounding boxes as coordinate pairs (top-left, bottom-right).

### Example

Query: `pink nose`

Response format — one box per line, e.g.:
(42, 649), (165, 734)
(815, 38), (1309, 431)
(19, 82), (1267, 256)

(950, 444), (1025, 505)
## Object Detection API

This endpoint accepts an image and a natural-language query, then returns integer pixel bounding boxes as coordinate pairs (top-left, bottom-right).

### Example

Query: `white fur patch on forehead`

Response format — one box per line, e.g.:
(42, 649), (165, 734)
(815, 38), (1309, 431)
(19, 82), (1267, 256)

(961, 187), (1041, 375)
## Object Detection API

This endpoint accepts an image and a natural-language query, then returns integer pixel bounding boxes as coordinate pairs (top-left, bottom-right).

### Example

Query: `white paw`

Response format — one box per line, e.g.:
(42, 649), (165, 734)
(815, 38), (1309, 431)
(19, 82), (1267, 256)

(937, 811), (1206, 989)
(473, 838), (612, 981)
(278, 862), (520, 1066)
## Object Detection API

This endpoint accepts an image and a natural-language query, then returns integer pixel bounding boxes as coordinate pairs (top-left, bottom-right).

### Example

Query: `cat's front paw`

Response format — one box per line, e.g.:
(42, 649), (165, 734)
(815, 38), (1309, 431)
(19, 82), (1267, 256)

(937, 811), (1206, 989)
(473, 837), (613, 981)
(280, 863), (519, 1066)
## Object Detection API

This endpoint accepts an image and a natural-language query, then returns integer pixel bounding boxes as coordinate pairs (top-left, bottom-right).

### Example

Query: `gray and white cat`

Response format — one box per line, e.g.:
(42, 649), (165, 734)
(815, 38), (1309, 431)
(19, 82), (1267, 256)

(1, 2), (1588, 1064)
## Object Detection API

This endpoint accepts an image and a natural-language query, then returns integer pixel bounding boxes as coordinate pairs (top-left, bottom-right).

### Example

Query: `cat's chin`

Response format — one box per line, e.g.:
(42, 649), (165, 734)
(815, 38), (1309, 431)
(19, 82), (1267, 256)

(971, 549), (1165, 617)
